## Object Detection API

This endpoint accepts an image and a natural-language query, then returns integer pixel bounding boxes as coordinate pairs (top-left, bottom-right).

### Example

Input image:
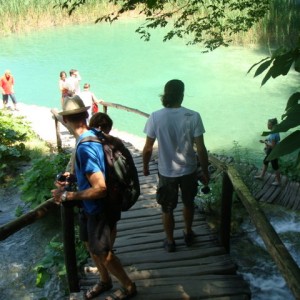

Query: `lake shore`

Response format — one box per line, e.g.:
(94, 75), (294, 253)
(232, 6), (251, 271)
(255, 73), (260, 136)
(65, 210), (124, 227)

(11, 102), (147, 151)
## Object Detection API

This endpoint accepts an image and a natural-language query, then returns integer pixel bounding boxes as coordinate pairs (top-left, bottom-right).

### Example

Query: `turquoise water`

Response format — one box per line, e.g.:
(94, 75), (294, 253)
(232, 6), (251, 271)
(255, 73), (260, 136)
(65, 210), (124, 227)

(1, 19), (298, 163)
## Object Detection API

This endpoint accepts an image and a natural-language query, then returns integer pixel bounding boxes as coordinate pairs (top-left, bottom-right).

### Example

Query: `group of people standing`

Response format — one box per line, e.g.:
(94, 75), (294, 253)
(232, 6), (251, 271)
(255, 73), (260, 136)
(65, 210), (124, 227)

(0, 69), (18, 110)
(59, 69), (102, 116)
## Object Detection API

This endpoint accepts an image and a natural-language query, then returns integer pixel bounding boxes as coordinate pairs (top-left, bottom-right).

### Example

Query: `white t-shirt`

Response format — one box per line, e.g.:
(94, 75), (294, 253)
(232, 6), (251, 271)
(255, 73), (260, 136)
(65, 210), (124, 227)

(66, 75), (81, 95)
(79, 90), (94, 118)
(144, 106), (205, 177)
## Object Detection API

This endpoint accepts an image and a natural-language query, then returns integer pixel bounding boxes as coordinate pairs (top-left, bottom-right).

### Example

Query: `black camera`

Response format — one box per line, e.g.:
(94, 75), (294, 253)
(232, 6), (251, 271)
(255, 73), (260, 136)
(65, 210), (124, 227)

(56, 173), (67, 182)
(56, 172), (77, 183)
(56, 172), (77, 191)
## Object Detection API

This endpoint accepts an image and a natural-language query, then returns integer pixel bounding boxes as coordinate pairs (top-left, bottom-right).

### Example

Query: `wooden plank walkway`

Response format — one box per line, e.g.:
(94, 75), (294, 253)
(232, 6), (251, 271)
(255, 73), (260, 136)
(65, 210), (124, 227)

(242, 165), (300, 210)
(70, 144), (251, 300)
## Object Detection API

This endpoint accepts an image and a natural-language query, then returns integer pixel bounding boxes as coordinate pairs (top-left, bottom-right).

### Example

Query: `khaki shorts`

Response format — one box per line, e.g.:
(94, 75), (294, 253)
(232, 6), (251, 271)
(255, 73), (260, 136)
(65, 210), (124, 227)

(156, 172), (198, 213)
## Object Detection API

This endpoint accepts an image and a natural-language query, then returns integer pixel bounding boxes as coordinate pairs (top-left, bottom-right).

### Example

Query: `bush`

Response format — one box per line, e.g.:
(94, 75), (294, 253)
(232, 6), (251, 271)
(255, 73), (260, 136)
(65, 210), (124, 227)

(19, 151), (71, 207)
(0, 111), (35, 182)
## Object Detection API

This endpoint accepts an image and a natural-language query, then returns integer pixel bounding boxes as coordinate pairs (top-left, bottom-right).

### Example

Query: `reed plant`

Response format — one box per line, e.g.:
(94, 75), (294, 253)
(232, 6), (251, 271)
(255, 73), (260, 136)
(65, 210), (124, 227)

(0, 0), (120, 36)
(0, 0), (299, 50)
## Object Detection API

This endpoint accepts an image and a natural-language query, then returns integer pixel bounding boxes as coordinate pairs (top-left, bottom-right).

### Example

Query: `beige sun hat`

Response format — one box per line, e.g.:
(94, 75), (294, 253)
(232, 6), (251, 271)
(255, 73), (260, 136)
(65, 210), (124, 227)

(59, 95), (90, 116)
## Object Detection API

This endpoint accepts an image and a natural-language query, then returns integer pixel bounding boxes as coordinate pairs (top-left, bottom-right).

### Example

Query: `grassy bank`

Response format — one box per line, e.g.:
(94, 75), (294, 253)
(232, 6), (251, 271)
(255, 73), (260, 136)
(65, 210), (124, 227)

(0, 0), (120, 36)
(1, 0), (299, 48)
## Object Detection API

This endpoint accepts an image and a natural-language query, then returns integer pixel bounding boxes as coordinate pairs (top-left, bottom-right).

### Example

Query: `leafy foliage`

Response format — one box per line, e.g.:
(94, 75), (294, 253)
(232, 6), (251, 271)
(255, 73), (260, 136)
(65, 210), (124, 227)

(34, 236), (66, 288)
(19, 151), (71, 207)
(58, 0), (270, 51)
(248, 45), (300, 168)
(0, 111), (35, 181)
(34, 227), (88, 289)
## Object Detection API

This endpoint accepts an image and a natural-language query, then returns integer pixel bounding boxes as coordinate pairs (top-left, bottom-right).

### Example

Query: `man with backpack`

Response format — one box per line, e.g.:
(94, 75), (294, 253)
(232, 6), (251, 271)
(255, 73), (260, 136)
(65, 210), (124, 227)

(51, 96), (137, 299)
(142, 79), (209, 252)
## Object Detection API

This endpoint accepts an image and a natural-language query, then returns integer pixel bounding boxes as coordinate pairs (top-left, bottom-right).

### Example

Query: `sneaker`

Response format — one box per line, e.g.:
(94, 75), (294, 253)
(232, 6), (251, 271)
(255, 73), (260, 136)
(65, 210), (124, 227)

(183, 230), (195, 247)
(254, 175), (263, 180)
(271, 181), (280, 186)
(163, 239), (176, 252)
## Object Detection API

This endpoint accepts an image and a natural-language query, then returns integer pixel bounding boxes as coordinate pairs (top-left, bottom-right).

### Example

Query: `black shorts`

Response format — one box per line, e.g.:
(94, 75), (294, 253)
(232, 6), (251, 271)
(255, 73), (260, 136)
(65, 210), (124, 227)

(79, 209), (120, 255)
(263, 148), (279, 171)
(156, 172), (198, 213)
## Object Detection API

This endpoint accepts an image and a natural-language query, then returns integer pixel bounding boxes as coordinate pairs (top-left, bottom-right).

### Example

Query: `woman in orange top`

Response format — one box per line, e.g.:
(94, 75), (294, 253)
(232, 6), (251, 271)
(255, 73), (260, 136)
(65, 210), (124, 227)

(0, 70), (18, 110)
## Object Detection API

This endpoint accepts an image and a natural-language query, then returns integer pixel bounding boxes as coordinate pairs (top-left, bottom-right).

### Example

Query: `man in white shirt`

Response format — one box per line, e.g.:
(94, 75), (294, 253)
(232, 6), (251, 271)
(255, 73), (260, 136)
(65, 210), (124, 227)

(66, 69), (81, 96)
(143, 79), (209, 252)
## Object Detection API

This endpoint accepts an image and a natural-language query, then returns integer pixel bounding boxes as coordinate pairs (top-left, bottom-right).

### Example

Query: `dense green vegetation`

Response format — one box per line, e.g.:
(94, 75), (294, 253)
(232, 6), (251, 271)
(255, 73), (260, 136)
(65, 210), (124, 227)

(0, 110), (70, 208)
(0, 111), (34, 182)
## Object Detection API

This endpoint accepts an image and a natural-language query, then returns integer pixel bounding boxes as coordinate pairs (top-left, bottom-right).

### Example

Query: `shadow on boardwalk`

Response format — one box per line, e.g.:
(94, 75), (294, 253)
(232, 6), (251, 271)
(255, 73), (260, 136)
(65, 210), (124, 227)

(72, 144), (250, 300)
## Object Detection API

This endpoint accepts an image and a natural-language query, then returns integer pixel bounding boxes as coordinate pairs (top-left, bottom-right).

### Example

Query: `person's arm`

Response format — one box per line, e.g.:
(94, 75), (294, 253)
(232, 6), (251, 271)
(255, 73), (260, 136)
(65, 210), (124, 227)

(0, 79), (4, 94)
(195, 135), (209, 185)
(52, 171), (107, 205)
(58, 80), (64, 91)
(91, 93), (98, 103)
(142, 136), (155, 176)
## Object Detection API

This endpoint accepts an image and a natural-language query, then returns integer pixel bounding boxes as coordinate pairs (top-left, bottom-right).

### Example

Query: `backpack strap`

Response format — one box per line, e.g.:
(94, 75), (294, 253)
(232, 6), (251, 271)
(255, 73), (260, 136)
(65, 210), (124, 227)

(75, 135), (103, 170)
(79, 136), (102, 145)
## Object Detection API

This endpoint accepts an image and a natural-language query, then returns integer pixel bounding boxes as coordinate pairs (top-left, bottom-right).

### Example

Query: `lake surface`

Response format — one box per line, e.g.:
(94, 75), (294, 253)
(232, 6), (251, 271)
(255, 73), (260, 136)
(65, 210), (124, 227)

(1, 19), (298, 165)
(1, 19), (299, 300)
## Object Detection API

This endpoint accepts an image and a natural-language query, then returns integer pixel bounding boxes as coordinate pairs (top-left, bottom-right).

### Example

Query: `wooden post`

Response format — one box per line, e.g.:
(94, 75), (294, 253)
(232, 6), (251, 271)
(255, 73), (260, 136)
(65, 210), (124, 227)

(54, 117), (62, 152)
(102, 104), (108, 114)
(61, 202), (80, 293)
(219, 172), (233, 253)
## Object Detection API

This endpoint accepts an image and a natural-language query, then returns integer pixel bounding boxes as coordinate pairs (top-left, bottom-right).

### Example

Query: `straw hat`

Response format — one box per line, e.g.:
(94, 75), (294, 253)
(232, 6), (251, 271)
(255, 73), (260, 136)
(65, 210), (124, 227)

(59, 95), (90, 116)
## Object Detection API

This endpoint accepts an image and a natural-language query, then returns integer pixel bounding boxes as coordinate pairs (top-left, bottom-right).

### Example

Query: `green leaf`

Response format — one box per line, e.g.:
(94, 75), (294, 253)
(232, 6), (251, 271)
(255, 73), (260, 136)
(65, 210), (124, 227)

(254, 59), (272, 77)
(267, 131), (300, 160)
(261, 68), (273, 86)
(294, 55), (300, 72)
(282, 104), (300, 118)
(247, 57), (271, 74)
(35, 269), (50, 288)
(285, 92), (300, 111)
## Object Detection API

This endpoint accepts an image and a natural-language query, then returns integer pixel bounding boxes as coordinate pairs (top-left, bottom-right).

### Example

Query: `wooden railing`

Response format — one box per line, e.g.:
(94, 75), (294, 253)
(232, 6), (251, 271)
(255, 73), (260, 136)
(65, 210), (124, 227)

(210, 155), (300, 298)
(1, 101), (299, 298)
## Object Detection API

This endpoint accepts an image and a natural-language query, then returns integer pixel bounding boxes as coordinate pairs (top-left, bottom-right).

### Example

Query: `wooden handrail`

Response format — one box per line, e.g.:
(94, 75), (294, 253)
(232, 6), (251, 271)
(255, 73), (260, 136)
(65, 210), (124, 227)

(209, 154), (300, 298)
(99, 101), (150, 118)
(0, 199), (57, 241)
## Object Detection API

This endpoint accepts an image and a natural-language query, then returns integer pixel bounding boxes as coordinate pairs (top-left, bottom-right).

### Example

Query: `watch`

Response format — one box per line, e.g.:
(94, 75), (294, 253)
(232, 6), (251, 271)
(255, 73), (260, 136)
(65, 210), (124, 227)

(61, 191), (68, 202)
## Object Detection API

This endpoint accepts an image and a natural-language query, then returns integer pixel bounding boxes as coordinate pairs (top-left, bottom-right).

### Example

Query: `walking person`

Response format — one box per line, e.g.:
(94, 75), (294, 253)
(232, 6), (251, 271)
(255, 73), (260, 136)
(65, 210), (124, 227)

(0, 69), (18, 110)
(51, 96), (137, 300)
(254, 118), (281, 186)
(142, 79), (209, 252)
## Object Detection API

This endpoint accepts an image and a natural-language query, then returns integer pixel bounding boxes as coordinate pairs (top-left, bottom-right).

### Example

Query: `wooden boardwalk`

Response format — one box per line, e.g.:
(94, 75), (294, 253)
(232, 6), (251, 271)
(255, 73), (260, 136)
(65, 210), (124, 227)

(240, 164), (300, 210)
(70, 144), (251, 300)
